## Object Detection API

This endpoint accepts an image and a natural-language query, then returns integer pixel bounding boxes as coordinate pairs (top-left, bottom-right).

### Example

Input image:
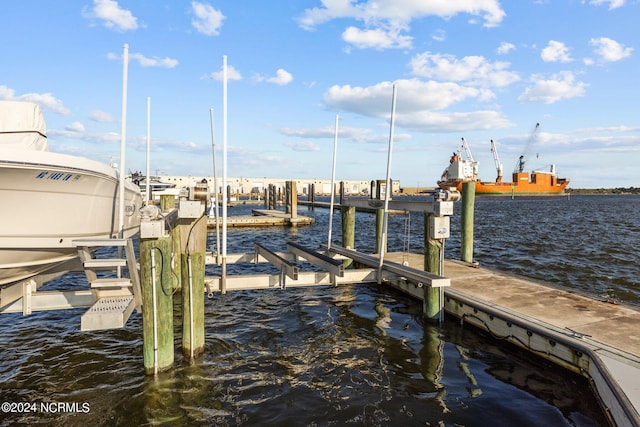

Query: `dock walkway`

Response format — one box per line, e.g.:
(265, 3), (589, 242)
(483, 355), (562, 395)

(206, 209), (314, 228)
(384, 253), (639, 426)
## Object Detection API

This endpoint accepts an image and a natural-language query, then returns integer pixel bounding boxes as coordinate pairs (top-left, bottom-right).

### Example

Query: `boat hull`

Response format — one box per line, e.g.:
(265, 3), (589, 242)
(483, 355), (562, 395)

(0, 149), (142, 286)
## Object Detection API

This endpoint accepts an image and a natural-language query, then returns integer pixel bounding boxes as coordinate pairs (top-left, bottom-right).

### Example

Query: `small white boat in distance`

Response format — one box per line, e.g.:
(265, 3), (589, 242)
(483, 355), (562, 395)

(0, 101), (142, 287)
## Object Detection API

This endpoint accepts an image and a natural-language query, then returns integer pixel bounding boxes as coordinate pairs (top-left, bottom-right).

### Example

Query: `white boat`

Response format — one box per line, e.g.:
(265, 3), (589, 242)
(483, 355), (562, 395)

(0, 101), (142, 287)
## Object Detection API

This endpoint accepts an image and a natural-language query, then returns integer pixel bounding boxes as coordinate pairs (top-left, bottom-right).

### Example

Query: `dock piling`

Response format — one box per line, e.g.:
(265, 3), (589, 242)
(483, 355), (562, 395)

(178, 201), (207, 360)
(160, 194), (175, 211)
(424, 212), (443, 322)
(340, 205), (356, 267)
(285, 181), (297, 220)
(140, 222), (175, 375)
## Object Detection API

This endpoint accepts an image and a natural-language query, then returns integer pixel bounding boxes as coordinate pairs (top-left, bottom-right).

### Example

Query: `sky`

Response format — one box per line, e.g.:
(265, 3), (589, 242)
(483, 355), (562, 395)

(1, 0), (639, 189)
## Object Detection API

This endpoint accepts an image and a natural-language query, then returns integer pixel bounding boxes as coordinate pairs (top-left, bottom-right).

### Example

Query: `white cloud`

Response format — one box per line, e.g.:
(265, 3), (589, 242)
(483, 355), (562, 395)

(209, 65), (242, 81)
(409, 52), (520, 87)
(324, 79), (492, 120)
(297, 0), (505, 50)
(108, 52), (179, 68)
(590, 37), (633, 62)
(518, 71), (587, 104)
(284, 141), (320, 152)
(191, 1), (225, 36)
(0, 85), (71, 115)
(65, 122), (86, 133)
(129, 53), (179, 68)
(395, 110), (511, 132)
(587, 0), (625, 10)
(431, 29), (446, 42)
(83, 0), (139, 32)
(541, 40), (572, 63)
(497, 42), (515, 55)
(265, 69), (294, 86)
(89, 110), (114, 122)
(297, 0), (506, 30)
(280, 125), (408, 145)
(342, 26), (412, 50)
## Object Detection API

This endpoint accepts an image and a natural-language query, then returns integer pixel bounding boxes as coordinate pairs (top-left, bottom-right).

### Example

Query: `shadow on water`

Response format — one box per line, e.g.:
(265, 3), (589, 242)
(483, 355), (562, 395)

(1, 195), (628, 425)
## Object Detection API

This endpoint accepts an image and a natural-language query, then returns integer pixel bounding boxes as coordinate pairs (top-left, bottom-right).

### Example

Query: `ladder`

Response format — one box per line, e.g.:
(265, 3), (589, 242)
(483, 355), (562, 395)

(72, 238), (142, 331)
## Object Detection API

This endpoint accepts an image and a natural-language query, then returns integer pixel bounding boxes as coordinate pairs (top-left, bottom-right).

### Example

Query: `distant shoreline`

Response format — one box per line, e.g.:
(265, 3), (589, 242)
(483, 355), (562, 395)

(567, 187), (640, 195)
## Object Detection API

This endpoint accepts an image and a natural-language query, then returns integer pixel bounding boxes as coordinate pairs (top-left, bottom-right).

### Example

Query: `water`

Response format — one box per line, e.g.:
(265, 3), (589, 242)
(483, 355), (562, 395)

(2, 194), (637, 426)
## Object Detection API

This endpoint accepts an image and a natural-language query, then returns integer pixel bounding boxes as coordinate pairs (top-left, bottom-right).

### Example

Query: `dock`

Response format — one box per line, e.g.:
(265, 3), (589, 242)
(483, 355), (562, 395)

(206, 209), (314, 228)
(382, 252), (640, 427)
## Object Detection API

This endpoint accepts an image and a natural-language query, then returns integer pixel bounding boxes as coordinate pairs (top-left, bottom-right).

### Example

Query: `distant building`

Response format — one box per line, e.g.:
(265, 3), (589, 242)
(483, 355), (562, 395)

(158, 175), (401, 196)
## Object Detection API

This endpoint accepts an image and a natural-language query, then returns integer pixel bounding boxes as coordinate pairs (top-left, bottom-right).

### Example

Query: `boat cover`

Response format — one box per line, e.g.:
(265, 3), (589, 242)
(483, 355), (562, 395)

(0, 101), (48, 151)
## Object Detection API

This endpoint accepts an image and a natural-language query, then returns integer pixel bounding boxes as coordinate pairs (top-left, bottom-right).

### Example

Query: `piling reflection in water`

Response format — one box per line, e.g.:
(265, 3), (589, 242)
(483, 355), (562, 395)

(0, 196), (626, 425)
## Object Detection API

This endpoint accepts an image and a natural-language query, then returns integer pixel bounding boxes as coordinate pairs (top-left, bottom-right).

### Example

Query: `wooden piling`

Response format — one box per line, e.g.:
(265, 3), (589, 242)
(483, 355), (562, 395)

(285, 181), (297, 219)
(179, 214), (207, 360)
(423, 213), (443, 322)
(308, 183), (315, 210)
(140, 234), (175, 375)
(160, 194), (175, 211)
(341, 205), (356, 268)
(269, 184), (277, 210)
(460, 181), (476, 263)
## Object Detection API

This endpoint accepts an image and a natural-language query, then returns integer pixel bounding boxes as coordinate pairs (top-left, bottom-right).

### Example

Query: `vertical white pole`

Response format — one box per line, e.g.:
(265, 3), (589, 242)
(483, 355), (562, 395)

(327, 114), (339, 249)
(150, 249), (158, 375)
(146, 96), (151, 203)
(118, 43), (129, 238)
(221, 55), (228, 294)
(378, 83), (397, 276)
(210, 108), (221, 263)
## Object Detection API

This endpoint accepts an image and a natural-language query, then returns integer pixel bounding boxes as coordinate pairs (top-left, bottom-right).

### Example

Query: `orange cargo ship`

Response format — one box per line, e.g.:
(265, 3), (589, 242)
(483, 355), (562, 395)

(437, 134), (570, 196)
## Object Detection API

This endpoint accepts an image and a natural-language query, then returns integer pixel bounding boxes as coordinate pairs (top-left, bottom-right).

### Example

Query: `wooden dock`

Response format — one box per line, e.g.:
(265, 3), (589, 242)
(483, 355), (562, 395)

(382, 252), (640, 427)
(206, 209), (314, 228)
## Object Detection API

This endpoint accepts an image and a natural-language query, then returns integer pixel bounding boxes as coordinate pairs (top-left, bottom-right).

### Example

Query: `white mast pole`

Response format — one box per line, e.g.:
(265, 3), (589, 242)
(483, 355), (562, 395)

(327, 114), (339, 249)
(221, 55), (228, 294)
(146, 96), (151, 203)
(118, 43), (129, 238)
(210, 108), (221, 263)
(377, 83), (397, 279)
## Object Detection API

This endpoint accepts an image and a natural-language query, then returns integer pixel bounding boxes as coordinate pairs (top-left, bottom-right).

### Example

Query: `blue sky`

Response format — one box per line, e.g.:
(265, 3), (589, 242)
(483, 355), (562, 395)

(2, 1), (638, 189)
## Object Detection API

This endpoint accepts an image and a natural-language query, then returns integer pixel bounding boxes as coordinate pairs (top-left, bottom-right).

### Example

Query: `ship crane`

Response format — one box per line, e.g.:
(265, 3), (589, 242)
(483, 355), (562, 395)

(514, 122), (540, 173)
(461, 137), (474, 161)
(490, 139), (503, 183)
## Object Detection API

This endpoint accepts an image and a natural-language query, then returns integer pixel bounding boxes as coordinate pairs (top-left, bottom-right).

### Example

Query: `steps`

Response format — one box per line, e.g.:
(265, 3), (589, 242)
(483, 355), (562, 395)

(80, 295), (136, 331)
(72, 238), (142, 331)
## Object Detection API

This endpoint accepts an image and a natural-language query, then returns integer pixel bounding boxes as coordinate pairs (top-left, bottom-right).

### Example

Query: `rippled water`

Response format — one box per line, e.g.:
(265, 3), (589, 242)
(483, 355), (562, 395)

(2, 194), (634, 426)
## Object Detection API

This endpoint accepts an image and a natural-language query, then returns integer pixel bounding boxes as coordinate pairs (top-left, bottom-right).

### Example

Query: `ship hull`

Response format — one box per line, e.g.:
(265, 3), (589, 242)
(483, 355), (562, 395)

(438, 181), (569, 197)
(438, 172), (569, 196)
